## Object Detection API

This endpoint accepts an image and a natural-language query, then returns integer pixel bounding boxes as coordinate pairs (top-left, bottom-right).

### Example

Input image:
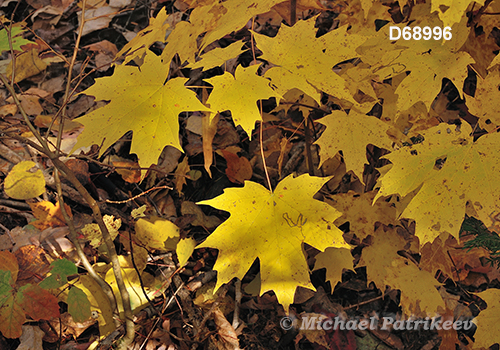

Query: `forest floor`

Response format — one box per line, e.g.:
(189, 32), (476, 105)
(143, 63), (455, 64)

(1, 0), (500, 349)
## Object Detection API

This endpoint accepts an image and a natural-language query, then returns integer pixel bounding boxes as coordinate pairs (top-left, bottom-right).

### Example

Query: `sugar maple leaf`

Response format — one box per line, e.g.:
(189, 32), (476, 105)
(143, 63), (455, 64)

(466, 69), (500, 132)
(473, 288), (500, 349)
(253, 19), (367, 104)
(199, 0), (286, 51)
(359, 227), (444, 316)
(116, 7), (170, 64)
(197, 174), (349, 312)
(419, 234), (457, 278)
(369, 7), (473, 111)
(204, 64), (280, 137)
(161, 0), (285, 66)
(431, 0), (485, 28)
(325, 190), (397, 240)
(315, 110), (392, 182)
(73, 52), (211, 171)
(188, 40), (246, 71)
(375, 123), (500, 245)
(313, 247), (353, 289)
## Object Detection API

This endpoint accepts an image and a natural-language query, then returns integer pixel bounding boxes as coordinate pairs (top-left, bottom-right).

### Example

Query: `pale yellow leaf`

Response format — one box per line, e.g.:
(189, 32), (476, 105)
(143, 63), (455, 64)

(4, 161), (45, 200)
(198, 174), (349, 312)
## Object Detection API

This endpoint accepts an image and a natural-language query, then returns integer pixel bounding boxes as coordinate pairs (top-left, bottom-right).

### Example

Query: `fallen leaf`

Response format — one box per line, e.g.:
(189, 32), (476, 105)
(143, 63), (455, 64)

(314, 247), (354, 290)
(315, 110), (392, 183)
(135, 216), (180, 251)
(0, 251), (19, 283)
(205, 64), (280, 137)
(108, 155), (141, 183)
(15, 245), (51, 285)
(39, 258), (77, 289)
(6, 49), (47, 83)
(375, 123), (500, 245)
(473, 288), (500, 349)
(29, 201), (72, 231)
(198, 174), (349, 312)
(254, 20), (365, 104)
(326, 190), (397, 240)
(181, 201), (222, 230)
(81, 215), (121, 248)
(4, 161), (45, 200)
(188, 40), (246, 71)
(0, 23), (35, 53)
(177, 238), (197, 267)
(174, 157), (190, 192)
(220, 149), (253, 184)
(67, 286), (91, 322)
(74, 51), (211, 174)
(359, 227), (444, 316)
(212, 307), (240, 349)
(17, 325), (44, 350)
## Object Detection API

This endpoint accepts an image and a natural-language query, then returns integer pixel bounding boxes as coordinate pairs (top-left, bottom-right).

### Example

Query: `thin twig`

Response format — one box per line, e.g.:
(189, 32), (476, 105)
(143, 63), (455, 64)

(56, 0), (87, 155)
(250, 17), (272, 190)
(232, 279), (242, 329)
(0, 73), (135, 349)
(54, 169), (120, 325)
(303, 116), (315, 176)
(0, 223), (14, 244)
(290, 0), (297, 25)
(106, 185), (172, 204)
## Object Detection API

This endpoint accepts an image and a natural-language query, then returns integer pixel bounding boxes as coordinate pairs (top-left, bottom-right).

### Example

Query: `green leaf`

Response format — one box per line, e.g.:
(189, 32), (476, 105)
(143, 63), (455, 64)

(0, 271), (13, 303)
(0, 24), (35, 54)
(0, 293), (25, 338)
(67, 286), (91, 322)
(40, 259), (78, 289)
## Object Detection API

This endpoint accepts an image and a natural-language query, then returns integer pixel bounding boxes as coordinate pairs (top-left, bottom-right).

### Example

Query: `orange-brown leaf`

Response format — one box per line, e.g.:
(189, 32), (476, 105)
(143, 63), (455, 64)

(15, 246), (51, 286)
(221, 150), (252, 184)
(0, 251), (19, 283)
(19, 284), (60, 321)
(29, 201), (72, 230)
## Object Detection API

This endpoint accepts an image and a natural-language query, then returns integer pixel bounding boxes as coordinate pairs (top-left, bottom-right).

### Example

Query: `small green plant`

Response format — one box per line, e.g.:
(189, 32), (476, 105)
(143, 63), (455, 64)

(462, 216), (500, 268)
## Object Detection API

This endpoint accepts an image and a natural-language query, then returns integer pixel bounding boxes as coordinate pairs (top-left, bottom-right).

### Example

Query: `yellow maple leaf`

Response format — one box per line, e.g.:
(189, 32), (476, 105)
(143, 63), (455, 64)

(313, 247), (353, 289)
(204, 64), (280, 137)
(134, 216), (180, 252)
(431, 0), (485, 28)
(473, 288), (500, 349)
(188, 40), (246, 71)
(368, 6), (473, 111)
(375, 123), (500, 245)
(466, 69), (500, 132)
(116, 7), (170, 64)
(325, 190), (397, 240)
(199, 0), (286, 51)
(197, 174), (349, 312)
(254, 19), (367, 104)
(359, 226), (444, 316)
(315, 110), (392, 182)
(73, 51), (211, 172)
(104, 259), (163, 314)
(160, 0), (286, 65)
